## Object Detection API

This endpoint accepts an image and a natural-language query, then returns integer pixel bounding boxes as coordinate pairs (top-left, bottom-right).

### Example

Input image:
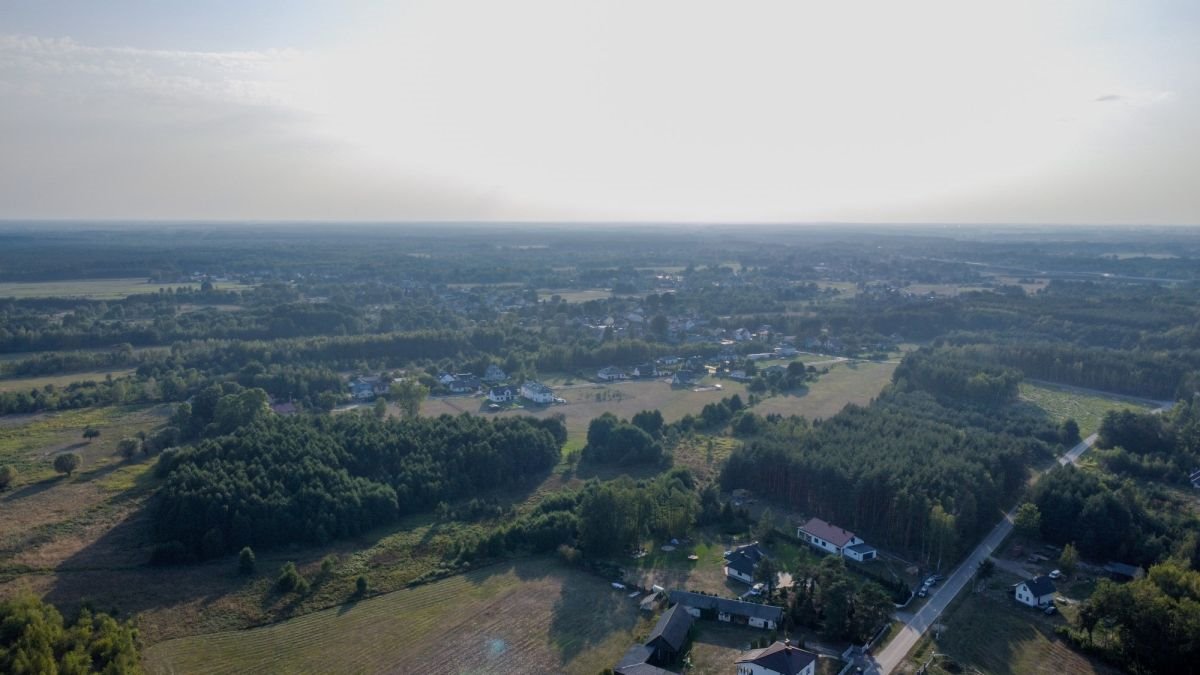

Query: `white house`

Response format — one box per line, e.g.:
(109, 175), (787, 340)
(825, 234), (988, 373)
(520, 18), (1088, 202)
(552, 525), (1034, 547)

(597, 366), (627, 381)
(487, 385), (517, 403)
(735, 640), (818, 675)
(723, 542), (766, 584)
(798, 517), (874, 560)
(1015, 576), (1057, 607)
(521, 381), (555, 404)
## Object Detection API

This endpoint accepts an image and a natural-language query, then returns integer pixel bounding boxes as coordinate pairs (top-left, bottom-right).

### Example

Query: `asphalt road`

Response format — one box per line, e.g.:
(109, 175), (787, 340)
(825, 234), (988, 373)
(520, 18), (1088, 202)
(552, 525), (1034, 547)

(867, 400), (1173, 673)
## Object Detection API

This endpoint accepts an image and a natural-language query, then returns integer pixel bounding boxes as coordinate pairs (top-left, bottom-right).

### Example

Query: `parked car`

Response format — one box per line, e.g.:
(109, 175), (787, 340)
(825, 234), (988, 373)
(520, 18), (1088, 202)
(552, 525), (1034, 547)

(749, 583), (765, 596)
(1048, 569), (1063, 580)
(918, 587), (928, 598)
(1043, 605), (1057, 615)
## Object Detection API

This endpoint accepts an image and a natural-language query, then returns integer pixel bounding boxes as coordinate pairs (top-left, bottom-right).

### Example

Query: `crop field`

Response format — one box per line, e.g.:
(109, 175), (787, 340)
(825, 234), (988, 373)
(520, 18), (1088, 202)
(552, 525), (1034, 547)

(1019, 382), (1156, 437)
(907, 578), (1121, 675)
(143, 558), (649, 675)
(0, 368), (136, 392)
(0, 277), (253, 300)
(751, 360), (897, 421)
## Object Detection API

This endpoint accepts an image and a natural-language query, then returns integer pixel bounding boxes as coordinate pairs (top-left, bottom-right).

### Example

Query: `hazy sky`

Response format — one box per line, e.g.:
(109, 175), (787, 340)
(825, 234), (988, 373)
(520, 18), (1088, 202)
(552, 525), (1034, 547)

(1, 1), (1197, 224)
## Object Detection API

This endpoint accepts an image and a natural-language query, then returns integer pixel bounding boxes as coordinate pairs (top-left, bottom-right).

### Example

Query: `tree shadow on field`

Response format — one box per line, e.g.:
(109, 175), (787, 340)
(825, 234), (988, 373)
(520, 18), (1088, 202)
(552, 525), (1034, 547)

(2, 475), (61, 502)
(547, 561), (642, 662)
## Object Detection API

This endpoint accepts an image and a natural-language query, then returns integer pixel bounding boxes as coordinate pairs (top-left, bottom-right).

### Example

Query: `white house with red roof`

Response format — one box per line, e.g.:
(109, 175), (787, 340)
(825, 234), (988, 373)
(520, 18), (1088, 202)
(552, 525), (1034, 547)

(798, 517), (877, 562)
(735, 640), (817, 675)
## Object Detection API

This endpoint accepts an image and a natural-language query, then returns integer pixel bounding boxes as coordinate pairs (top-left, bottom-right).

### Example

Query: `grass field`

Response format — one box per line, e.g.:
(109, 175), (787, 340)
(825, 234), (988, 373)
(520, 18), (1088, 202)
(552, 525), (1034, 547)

(0, 278), (253, 300)
(0, 369), (136, 393)
(752, 360), (896, 421)
(143, 557), (649, 675)
(1019, 382), (1155, 437)
(0, 405), (164, 479)
(421, 377), (751, 452)
(906, 575), (1120, 675)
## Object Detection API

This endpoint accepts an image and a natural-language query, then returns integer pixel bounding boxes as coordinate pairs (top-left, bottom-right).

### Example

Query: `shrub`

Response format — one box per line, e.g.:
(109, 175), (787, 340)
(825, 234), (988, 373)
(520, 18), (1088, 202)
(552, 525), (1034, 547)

(276, 562), (304, 593)
(356, 575), (368, 596)
(53, 453), (80, 476)
(0, 465), (15, 491)
(238, 546), (256, 575)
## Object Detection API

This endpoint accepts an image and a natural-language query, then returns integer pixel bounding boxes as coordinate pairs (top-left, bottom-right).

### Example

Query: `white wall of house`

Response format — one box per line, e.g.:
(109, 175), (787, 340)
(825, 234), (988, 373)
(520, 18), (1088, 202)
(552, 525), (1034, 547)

(725, 566), (754, 584)
(1015, 584), (1053, 607)
(845, 547), (876, 562)
(737, 662), (814, 675)
(747, 617), (777, 630)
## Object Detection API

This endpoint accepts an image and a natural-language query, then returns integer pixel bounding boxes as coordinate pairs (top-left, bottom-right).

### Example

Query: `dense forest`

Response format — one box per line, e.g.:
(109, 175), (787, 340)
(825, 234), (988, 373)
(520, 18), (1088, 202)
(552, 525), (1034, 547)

(152, 408), (564, 560)
(0, 594), (141, 675)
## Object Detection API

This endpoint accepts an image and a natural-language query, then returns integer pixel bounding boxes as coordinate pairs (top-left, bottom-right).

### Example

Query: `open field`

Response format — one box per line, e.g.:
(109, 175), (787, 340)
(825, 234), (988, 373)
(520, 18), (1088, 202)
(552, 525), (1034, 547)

(752, 360), (896, 420)
(904, 574), (1121, 675)
(0, 405), (165, 478)
(421, 377), (750, 451)
(0, 368), (136, 392)
(538, 288), (615, 303)
(0, 277), (253, 300)
(1019, 382), (1156, 437)
(143, 557), (649, 675)
(902, 283), (992, 297)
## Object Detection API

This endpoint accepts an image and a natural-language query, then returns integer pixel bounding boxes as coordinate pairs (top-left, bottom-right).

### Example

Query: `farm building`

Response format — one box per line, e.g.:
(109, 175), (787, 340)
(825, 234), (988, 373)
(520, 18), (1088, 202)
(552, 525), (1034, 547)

(735, 640), (818, 675)
(668, 590), (783, 630)
(1014, 575), (1057, 607)
(612, 604), (693, 675)
(798, 517), (875, 560)
(520, 381), (555, 404)
(1103, 561), (1145, 581)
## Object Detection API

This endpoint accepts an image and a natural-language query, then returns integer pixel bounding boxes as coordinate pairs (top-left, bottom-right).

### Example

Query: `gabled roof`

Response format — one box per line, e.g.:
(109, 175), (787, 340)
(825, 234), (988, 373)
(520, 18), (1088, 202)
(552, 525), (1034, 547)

(616, 644), (654, 670)
(725, 552), (757, 576)
(799, 517), (858, 548)
(726, 542), (765, 564)
(522, 381), (553, 394)
(1021, 575), (1057, 597)
(668, 590), (784, 623)
(736, 641), (818, 675)
(645, 604), (693, 652)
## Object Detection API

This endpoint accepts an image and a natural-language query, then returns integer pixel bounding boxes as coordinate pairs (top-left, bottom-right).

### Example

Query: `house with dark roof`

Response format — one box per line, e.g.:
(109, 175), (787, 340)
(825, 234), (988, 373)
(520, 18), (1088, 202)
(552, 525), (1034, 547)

(487, 385), (517, 404)
(724, 542), (767, 584)
(798, 517), (875, 561)
(735, 640), (818, 675)
(612, 605), (693, 675)
(448, 374), (481, 394)
(672, 369), (700, 386)
(1015, 575), (1057, 607)
(668, 590), (783, 630)
(634, 363), (658, 378)
(482, 364), (507, 382)
(645, 604), (693, 664)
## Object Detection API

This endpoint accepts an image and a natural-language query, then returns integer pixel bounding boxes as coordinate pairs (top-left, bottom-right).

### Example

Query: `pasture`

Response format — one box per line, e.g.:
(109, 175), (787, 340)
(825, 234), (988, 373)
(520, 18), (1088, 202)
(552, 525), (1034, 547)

(0, 369), (136, 393)
(751, 360), (897, 421)
(0, 277), (253, 300)
(143, 558), (648, 675)
(907, 576), (1121, 675)
(1019, 382), (1156, 437)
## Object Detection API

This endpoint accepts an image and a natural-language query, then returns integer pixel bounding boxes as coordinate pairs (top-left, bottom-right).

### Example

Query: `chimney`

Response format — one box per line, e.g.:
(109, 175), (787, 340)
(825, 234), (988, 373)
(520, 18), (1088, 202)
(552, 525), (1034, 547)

(783, 638), (791, 647)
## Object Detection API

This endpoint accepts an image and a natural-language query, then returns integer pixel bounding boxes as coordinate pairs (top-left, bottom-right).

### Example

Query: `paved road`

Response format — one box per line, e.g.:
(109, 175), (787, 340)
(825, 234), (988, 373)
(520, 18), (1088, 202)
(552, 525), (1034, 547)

(868, 399), (1174, 673)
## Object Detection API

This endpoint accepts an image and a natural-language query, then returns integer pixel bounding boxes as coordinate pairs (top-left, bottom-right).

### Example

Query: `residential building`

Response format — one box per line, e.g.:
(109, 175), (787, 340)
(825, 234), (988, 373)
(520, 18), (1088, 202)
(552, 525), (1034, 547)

(448, 375), (480, 394)
(482, 364), (507, 382)
(724, 542), (766, 584)
(598, 366), (628, 381)
(633, 363), (658, 378)
(735, 640), (818, 675)
(612, 605), (693, 675)
(487, 385), (517, 403)
(521, 381), (555, 404)
(1015, 575), (1057, 607)
(672, 370), (700, 386)
(798, 517), (875, 560)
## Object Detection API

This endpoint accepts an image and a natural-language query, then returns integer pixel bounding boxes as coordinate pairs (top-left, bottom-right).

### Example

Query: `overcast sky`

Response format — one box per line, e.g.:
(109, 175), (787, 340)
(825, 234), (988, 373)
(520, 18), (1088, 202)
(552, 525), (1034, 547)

(1, 1), (1197, 224)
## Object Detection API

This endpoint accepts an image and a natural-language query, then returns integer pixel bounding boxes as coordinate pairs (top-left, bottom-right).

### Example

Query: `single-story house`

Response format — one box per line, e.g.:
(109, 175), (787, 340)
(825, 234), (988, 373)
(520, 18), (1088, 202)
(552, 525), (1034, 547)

(1015, 575), (1057, 607)
(644, 604), (693, 664)
(672, 370), (700, 386)
(735, 640), (818, 675)
(634, 363), (658, 378)
(521, 381), (555, 404)
(448, 375), (480, 394)
(482, 364), (507, 382)
(1103, 561), (1145, 581)
(487, 385), (517, 403)
(724, 542), (766, 584)
(668, 590), (783, 630)
(798, 517), (871, 559)
(598, 366), (628, 381)
(437, 372), (457, 385)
